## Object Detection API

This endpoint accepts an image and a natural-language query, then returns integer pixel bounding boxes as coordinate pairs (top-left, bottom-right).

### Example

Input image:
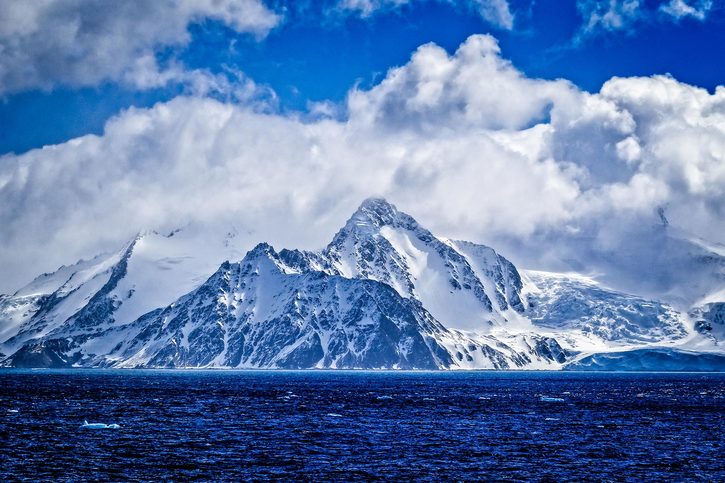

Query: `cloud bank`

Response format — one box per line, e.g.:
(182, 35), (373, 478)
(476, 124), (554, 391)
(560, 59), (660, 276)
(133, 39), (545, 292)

(0, 34), (723, 302)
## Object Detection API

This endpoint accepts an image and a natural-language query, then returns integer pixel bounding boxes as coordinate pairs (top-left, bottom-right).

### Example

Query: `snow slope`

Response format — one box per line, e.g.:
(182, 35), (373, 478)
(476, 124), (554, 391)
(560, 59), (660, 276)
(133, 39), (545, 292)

(0, 226), (244, 354)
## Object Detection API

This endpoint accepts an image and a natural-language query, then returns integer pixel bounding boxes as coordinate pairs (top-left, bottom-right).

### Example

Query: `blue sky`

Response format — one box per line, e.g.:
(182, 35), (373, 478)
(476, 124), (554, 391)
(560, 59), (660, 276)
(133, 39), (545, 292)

(1, 0), (723, 155)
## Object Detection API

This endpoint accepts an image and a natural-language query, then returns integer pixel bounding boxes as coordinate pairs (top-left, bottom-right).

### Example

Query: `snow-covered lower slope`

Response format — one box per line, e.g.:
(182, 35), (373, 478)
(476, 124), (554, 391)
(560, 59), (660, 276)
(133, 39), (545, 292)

(524, 271), (688, 350)
(519, 270), (724, 370)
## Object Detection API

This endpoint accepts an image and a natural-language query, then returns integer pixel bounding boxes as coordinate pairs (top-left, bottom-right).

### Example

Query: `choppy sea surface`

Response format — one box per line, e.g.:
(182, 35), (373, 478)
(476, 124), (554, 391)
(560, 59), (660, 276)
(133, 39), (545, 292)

(1, 370), (723, 481)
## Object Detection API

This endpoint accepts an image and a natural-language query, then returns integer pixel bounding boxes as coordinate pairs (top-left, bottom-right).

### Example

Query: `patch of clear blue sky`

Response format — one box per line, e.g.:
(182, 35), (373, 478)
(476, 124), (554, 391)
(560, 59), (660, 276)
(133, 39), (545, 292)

(1, 0), (723, 155)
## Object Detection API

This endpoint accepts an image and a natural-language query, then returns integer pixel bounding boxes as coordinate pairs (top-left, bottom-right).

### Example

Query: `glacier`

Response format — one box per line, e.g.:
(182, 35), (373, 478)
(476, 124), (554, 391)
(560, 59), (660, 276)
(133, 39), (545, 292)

(0, 198), (722, 370)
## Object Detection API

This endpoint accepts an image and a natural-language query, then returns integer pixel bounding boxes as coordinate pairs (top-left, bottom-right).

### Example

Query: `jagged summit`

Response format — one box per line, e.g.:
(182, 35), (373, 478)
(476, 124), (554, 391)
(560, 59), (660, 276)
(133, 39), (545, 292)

(352, 197), (400, 225)
(319, 197), (525, 330)
(242, 242), (277, 262)
(336, 198), (419, 237)
(236, 242), (303, 276)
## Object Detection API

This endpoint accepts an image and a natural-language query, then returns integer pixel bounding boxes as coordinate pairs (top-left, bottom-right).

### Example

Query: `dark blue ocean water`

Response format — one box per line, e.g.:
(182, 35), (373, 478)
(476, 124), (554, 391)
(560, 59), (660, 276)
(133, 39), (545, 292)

(1, 371), (723, 481)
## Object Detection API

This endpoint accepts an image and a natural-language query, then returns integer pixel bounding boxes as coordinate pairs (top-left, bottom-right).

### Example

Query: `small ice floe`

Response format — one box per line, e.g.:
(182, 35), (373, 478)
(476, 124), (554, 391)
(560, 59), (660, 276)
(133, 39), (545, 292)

(376, 395), (393, 400)
(326, 413), (342, 418)
(539, 396), (565, 403)
(478, 396), (491, 400)
(7, 409), (19, 413)
(80, 420), (121, 430)
(544, 418), (560, 421)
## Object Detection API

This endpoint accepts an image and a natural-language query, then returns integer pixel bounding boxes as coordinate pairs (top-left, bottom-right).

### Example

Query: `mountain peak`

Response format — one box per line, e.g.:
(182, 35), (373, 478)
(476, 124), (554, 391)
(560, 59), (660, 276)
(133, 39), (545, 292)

(353, 197), (398, 222)
(358, 196), (395, 211)
(346, 197), (418, 231)
(327, 197), (427, 252)
(243, 242), (277, 261)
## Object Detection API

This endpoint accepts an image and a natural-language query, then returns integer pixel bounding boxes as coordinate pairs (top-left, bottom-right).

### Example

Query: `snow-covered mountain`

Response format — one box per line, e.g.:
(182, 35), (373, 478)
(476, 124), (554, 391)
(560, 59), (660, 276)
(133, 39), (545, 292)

(0, 226), (244, 357)
(60, 243), (567, 370)
(1, 199), (723, 370)
(279, 198), (528, 331)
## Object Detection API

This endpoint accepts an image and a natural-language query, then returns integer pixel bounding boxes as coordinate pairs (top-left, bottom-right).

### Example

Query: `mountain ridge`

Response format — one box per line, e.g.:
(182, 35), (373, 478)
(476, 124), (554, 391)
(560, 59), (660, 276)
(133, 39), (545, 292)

(1, 198), (722, 370)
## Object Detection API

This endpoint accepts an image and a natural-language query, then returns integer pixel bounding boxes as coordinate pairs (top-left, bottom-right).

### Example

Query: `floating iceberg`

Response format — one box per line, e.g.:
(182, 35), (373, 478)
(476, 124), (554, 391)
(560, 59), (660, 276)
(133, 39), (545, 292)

(539, 397), (565, 403)
(80, 420), (120, 429)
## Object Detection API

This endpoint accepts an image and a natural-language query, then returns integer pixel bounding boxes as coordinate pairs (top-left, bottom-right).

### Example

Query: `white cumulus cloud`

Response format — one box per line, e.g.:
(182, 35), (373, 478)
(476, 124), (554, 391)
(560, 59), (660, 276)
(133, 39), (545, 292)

(0, 0), (281, 95)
